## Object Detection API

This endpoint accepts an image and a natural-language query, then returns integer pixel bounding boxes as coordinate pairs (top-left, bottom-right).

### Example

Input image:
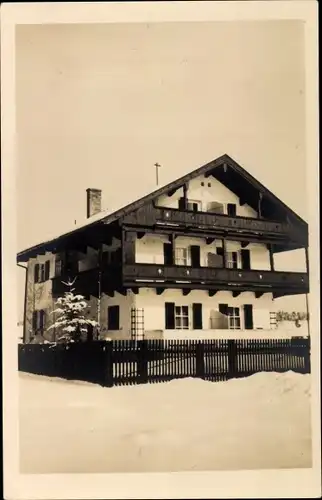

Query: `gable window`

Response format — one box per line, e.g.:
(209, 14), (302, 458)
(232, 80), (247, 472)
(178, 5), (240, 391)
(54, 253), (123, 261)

(32, 309), (46, 333)
(207, 201), (224, 214)
(175, 306), (189, 329)
(107, 305), (120, 330)
(175, 247), (189, 266)
(187, 200), (201, 212)
(226, 251), (238, 269)
(227, 307), (241, 330)
(34, 261), (50, 283)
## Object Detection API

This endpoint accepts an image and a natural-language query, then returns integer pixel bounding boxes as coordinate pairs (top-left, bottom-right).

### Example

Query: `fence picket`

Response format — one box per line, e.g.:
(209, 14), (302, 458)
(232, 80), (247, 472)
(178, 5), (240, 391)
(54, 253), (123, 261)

(18, 337), (310, 387)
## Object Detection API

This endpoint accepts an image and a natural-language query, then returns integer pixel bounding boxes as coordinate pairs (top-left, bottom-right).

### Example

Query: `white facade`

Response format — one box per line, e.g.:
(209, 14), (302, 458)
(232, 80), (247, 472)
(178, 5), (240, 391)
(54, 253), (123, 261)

(156, 174), (258, 218)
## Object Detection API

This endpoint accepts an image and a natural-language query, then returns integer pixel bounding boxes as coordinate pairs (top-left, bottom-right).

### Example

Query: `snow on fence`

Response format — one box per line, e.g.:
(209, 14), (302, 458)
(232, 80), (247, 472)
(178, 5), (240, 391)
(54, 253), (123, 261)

(18, 338), (311, 387)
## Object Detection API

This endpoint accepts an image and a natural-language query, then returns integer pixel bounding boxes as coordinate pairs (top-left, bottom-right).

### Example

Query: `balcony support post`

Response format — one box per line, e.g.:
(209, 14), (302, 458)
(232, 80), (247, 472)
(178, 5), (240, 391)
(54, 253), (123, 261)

(268, 244), (275, 271)
(170, 233), (176, 264)
(97, 244), (103, 339)
(183, 183), (188, 209)
(305, 246), (309, 274)
(222, 238), (227, 268)
(258, 192), (263, 218)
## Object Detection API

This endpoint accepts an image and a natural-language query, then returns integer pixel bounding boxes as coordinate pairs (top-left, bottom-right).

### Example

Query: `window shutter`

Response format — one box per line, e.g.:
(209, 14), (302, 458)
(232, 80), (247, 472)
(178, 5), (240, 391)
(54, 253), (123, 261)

(45, 261), (50, 280)
(219, 303), (228, 316)
(34, 263), (39, 283)
(32, 311), (37, 331)
(178, 197), (186, 210)
(39, 310), (45, 331)
(227, 203), (237, 216)
(232, 252), (238, 268)
(108, 305), (120, 330)
(244, 304), (254, 330)
(190, 245), (201, 267)
(165, 302), (175, 329)
(192, 303), (203, 329)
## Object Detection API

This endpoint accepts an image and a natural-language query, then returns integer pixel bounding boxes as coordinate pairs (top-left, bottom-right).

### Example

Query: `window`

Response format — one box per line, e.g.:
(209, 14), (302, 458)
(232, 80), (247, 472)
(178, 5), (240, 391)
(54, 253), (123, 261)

(226, 251), (238, 269)
(207, 201), (224, 214)
(34, 261), (50, 283)
(175, 306), (189, 329)
(187, 200), (201, 212)
(55, 258), (62, 277)
(107, 305), (120, 330)
(32, 310), (46, 333)
(227, 307), (241, 330)
(227, 203), (237, 216)
(175, 247), (189, 266)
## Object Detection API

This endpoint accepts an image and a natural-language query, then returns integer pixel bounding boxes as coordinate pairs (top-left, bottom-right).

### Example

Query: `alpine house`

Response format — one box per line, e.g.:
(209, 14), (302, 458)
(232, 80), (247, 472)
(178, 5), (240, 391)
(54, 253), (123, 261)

(17, 154), (309, 342)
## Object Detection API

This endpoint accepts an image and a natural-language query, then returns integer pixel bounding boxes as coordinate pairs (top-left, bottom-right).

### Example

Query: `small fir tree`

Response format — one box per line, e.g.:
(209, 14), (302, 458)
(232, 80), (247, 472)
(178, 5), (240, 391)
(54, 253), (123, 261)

(48, 278), (98, 343)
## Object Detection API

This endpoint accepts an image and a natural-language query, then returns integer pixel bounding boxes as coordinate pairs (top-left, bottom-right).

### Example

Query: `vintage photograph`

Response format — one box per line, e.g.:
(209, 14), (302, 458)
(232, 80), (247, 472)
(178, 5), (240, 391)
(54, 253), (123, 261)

(2, 4), (318, 497)
(14, 19), (314, 475)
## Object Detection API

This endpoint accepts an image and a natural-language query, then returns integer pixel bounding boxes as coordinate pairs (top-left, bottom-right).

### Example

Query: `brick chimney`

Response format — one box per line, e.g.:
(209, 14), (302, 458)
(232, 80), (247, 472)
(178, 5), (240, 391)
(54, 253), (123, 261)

(86, 188), (102, 218)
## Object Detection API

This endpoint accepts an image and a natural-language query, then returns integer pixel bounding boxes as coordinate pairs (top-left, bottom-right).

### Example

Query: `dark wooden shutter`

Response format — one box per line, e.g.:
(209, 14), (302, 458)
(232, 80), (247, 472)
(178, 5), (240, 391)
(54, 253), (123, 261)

(190, 245), (200, 267)
(192, 303), (203, 329)
(165, 302), (175, 329)
(45, 261), (50, 280)
(108, 306), (120, 330)
(219, 303), (228, 316)
(178, 197), (186, 210)
(32, 311), (37, 331)
(34, 263), (39, 283)
(163, 242), (173, 265)
(241, 249), (251, 270)
(227, 203), (237, 216)
(244, 304), (254, 329)
(39, 310), (45, 331)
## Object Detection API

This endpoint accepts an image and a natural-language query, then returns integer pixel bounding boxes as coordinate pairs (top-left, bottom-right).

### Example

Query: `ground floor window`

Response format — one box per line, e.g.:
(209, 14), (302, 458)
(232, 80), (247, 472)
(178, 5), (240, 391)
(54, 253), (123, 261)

(107, 305), (120, 330)
(227, 307), (241, 329)
(175, 306), (189, 329)
(32, 309), (46, 333)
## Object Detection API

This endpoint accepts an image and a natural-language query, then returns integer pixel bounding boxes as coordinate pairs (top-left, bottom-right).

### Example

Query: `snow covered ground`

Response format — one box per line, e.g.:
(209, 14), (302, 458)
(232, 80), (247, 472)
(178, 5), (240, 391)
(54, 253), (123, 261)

(19, 371), (312, 474)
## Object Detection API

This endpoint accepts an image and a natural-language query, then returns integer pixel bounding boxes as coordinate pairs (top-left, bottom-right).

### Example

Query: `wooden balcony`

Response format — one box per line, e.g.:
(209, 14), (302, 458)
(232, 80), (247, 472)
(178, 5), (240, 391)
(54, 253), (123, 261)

(122, 263), (309, 295)
(121, 203), (307, 246)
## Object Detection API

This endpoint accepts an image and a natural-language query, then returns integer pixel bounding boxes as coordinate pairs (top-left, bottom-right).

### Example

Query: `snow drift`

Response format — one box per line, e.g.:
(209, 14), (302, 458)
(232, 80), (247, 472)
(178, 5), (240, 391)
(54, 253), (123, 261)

(19, 371), (311, 473)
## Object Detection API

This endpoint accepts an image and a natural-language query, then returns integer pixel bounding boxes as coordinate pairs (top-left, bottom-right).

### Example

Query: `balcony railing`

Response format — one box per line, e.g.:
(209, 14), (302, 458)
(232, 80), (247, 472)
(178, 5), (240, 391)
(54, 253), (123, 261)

(122, 203), (306, 243)
(123, 263), (309, 293)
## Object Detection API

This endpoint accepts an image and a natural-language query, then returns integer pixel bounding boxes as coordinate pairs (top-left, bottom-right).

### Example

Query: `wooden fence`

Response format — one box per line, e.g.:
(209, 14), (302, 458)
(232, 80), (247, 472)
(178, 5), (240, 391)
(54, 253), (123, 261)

(18, 338), (311, 387)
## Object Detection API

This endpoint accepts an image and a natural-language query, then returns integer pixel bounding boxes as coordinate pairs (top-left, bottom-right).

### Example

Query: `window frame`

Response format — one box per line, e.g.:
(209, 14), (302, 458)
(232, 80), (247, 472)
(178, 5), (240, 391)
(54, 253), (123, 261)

(226, 251), (238, 269)
(227, 307), (241, 330)
(175, 305), (189, 329)
(175, 247), (189, 266)
(35, 261), (51, 283)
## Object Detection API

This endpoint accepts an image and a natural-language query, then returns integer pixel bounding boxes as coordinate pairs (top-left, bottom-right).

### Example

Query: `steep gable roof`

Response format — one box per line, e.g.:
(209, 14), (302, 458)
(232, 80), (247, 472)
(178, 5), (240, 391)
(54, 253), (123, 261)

(17, 154), (308, 261)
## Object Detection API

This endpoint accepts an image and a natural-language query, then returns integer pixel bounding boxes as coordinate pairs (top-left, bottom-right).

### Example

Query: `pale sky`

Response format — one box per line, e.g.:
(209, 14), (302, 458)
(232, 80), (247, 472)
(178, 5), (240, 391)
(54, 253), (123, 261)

(15, 21), (308, 314)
